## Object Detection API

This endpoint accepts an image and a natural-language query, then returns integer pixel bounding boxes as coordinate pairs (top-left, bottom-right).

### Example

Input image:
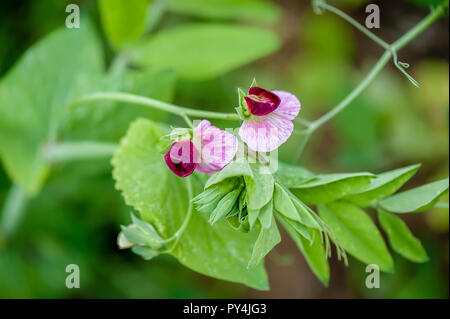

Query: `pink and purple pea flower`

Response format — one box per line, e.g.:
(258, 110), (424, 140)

(164, 86), (301, 177)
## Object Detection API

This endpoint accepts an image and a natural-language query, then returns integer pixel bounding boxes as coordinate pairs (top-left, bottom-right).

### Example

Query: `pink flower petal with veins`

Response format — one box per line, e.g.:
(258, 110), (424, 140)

(193, 120), (238, 174)
(239, 90), (301, 152)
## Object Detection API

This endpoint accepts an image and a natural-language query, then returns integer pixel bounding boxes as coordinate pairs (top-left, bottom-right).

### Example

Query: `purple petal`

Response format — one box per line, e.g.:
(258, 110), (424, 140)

(272, 90), (301, 120)
(164, 139), (196, 177)
(238, 113), (294, 152)
(193, 120), (238, 174)
(245, 87), (281, 116)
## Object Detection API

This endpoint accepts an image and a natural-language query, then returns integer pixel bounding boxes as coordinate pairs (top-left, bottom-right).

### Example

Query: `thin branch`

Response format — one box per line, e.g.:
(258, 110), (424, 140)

(317, 1), (390, 50)
(294, 3), (446, 162)
(43, 141), (118, 164)
(71, 92), (241, 122)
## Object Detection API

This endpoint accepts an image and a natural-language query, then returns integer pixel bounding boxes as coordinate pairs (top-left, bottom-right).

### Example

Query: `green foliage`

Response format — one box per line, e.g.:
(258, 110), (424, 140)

(378, 209), (428, 263)
(248, 216), (281, 268)
(98, 0), (152, 49)
(166, 0), (281, 23)
(380, 178), (449, 213)
(290, 172), (374, 204)
(318, 202), (394, 272)
(275, 162), (316, 187)
(112, 118), (269, 290)
(128, 23), (280, 80)
(343, 164), (421, 207)
(278, 215), (329, 285)
(0, 23), (103, 195)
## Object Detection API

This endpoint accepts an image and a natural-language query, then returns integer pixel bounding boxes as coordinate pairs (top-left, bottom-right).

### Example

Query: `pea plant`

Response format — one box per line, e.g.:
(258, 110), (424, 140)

(0, 0), (448, 290)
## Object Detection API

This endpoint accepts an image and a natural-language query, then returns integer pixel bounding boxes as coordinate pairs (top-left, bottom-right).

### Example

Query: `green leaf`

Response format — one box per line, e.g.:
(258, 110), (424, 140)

(276, 162), (316, 188)
(128, 23), (280, 80)
(318, 202), (394, 272)
(278, 215), (329, 285)
(248, 217), (281, 269)
(258, 199), (273, 229)
(131, 246), (159, 260)
(205, 160), (253, 188)
(0, 24), (103, 195)
(291, 198), (322, 230)
(344, 164), (421, 207)
(167, 0), (281, 23)
(99, 0), (151, 48)
(244, 164), (274, 210)
(209, 189), (240, 224)
(120, 225), (162, 249)
(290, 172), (374, 205)
(378, 209), (428, 263)
(273, 183), (301, 222)
(380, 178), (449, 213)
(112, 118), (269, 290)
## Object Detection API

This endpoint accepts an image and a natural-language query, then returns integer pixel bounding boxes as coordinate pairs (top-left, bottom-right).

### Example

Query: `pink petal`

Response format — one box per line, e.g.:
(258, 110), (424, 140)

(193, 120), (238, 174)
(238, 114), (294, 152)
(164, 139), (196, 177)
(272, 90), (301, 120)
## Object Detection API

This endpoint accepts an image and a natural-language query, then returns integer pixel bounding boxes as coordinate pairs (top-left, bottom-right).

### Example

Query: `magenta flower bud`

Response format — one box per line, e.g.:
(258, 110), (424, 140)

(164, 139), (196, 177)
(244, 86), (281, 116)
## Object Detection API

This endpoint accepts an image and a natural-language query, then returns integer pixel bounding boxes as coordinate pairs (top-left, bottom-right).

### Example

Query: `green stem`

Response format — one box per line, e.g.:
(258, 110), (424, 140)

(0, 184), (28, 239)
(43, 141), (118, 164)
(160, 178), (195, 252)
(391, 4), (447, 51)
(71, 92), (241, 122)
(318, 2), (390, 50)
(294, 4), (446, 162)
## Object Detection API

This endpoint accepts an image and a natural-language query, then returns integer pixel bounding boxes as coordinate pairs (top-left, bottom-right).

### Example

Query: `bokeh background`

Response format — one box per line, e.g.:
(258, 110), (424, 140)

(0, 0), (448, 298)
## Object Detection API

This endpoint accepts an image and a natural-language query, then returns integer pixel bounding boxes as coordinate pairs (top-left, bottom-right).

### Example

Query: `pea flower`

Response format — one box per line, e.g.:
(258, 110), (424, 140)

(238, 87), (301, 152)
(164, 120), (238, 177)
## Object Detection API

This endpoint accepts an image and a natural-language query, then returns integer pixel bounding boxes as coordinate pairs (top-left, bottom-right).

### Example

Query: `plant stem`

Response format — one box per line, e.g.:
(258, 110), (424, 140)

(294, 4), (446, 163)
(318, 2), (390, 50)
(71, 92), (241, 122)
(43, 141), (118, 164)
(391, 4), (447, 51)
(0, 184), (28, 239)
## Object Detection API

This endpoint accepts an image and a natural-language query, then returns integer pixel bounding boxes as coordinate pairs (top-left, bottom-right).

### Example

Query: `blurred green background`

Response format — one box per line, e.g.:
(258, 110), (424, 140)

(0, 0), (448, 298)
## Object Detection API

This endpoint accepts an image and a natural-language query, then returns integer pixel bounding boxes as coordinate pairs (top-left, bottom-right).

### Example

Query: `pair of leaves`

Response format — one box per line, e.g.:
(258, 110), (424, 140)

(112, 119), (269, 290)
(128, 23), (280, 80)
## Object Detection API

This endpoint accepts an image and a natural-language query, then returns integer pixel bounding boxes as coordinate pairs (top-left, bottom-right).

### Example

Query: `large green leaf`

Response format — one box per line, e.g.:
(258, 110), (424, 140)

(166, 0), (281, 23)
(378, 209), (428, 263)
(248, 217), (281, 268)
(99, 0), (151, 48)
(0, 24), (103, 195)
(380, 178), (449, 213)
(275, 162), (316, 188)
(278, 215), (329, 285)
(128, 23), (280, 80)
(318, 202), (394, 272)
(291, 172), (374, 205)
(112, 118), (269, 290)
(344, 164), (421, 207)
